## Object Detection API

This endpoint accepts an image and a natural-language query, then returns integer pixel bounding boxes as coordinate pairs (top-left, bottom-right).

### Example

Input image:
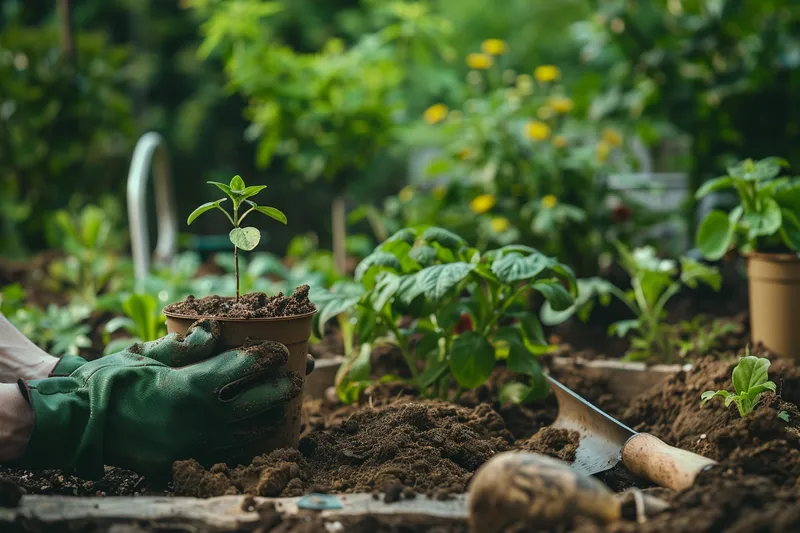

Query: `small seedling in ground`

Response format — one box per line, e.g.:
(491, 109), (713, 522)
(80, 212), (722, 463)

(778, 411), (790, 422)
(187, 175), (287, 300)
(701, 354), (776, 418)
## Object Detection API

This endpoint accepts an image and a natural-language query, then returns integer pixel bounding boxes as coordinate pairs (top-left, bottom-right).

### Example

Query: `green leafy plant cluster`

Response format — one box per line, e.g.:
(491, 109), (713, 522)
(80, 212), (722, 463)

(311, 226), (577, 403)
(9, 303), (92, 357)
(188, 175), (287, 299)
(103, 293), (167, 355)
(701, 354), (776, 418)
(542, 243), (721, 362)
(696, 157), (800, 259)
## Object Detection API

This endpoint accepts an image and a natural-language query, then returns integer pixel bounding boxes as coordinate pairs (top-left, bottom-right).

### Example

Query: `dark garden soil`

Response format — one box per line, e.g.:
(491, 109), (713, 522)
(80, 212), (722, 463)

(163, 285), (317, 319)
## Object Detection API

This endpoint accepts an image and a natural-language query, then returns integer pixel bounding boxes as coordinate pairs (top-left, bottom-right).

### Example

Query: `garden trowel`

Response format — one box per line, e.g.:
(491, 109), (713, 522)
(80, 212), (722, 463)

(545, 375), (716, 491)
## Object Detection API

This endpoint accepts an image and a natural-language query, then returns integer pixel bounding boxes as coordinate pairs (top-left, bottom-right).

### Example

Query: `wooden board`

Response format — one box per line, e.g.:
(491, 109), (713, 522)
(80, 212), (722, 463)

(0, 493), (467, 532)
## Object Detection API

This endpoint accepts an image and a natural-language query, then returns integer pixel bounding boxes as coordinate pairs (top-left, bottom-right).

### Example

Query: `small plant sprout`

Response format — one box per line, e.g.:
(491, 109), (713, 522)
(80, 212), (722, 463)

(187, 175), (287, 300)
(701, 354), (777, 418)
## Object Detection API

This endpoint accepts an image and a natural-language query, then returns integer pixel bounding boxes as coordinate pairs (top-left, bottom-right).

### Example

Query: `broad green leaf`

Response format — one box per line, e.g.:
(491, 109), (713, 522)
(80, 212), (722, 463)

(491, 252), (548, 283)
(695, 176), (734, 199)
(230, 175), (246, 191)
(700, 389), (728, 405)
(418, 349), (448, 388)
(385, 228), (417, 244)
(208, 181), (232, 197)
(354, 251), (402, 284)
(780, 209), (800, 251)
(188, 198), (227, 225)
(421, 227), (466, 250)
(241, 185), (267, 199)
(728, 157), (787, 181)
(370, 272), (401, 312)
(450, 331), (495, 389)
(732, 356), (772, 396)
(696, 210), (734, 260)
(744, 198), (782, 239)
(309, 282), (365, 338)
(229, 227), (261, 251)
(531, 280), (574, 311)
(609, 319), (640, 338)
(679, 258), (722, 291)
(512, 311), (547, 346)
(484, 245), (539, 261)
(408, 245), (438, 267)
(415, 262), (474, 301)
(775, 179), (800, 210)
(335, 342), (372, 404)
(252, 205), (287, 224)
(104, 316), (136, 335)
(80, 206), (108, 248)
(507, 344), (543, 379)
(122, 293), (163, 341)
(541, 277), (622, 326)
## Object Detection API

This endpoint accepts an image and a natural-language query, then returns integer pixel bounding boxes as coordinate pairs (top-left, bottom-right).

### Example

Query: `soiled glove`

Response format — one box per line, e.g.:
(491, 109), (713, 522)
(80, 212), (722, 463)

(12, 320), (304, 479)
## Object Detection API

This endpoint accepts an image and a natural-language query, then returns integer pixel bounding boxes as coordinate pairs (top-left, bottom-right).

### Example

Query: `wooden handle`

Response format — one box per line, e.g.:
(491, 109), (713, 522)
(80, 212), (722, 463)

(621, 433), (716, 491)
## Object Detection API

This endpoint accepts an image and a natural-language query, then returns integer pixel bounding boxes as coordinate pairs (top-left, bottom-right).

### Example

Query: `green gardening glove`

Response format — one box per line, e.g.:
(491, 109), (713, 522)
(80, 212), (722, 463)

(12, 320), (304, 479)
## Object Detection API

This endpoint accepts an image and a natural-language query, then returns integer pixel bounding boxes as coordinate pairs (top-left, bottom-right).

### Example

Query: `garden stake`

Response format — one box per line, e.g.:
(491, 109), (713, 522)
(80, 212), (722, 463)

(546, 375), (716, 491)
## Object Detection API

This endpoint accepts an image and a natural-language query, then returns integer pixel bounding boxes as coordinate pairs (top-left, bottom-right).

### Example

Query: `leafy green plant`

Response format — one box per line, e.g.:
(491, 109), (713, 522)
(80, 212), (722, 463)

(542, 243), (721, 362)
(672, 315), (737, 359)
(9, 304), (92, 357)
(313, 226), (576, 403)
(696, 157), (800, 259)
(701, 355), (777, 418)
(187, 175), (287, 299)
(103, 293), (168, 355)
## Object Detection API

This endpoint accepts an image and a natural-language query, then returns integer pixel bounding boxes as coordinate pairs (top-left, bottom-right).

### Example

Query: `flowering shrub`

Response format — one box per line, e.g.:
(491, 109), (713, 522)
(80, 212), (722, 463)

(394, 40), (642, 276)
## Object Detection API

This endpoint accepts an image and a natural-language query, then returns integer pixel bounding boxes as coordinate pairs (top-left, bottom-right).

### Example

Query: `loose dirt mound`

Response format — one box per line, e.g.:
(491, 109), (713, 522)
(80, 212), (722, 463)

(163, 285), (316, 318)
(174, 400), (513, 498)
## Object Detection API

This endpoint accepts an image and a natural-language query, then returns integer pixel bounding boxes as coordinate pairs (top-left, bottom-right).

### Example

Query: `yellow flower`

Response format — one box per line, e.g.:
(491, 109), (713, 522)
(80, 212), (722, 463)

(467, 53), (493, 70)
(490, 217), (510, 232)
(457, 147), (472, 160)
(541, 195), (558, 209)
(553, 135), (569, 148)
(548, 96), (574, 114)
(525, 120), (551, 141)
(470, 194), (496, 214)
(601, 127), (623, 147)
(596, 141), (611, 163)
(511, 183), (525, 196)
(534, 65), (561, 82)
(399, 186), (414, 202)
(481, 39), (507, 56)
(423, 103), (448, 125)
(432, 185), (447, 200)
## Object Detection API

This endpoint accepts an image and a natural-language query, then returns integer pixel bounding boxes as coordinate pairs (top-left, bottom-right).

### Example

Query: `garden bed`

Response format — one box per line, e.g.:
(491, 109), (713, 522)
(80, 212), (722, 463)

(3, 322), (799, 532)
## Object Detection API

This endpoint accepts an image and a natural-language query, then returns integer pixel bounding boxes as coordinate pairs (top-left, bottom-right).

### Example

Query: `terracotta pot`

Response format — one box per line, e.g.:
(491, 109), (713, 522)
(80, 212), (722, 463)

(747, 253), (800, 362)
(162, 307), (316, 458)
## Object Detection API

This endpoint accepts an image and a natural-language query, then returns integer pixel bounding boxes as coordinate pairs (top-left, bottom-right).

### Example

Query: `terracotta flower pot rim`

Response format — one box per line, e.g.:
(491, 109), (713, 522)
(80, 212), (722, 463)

(161, 308), (317, 322)
(743, 251), (800, 263)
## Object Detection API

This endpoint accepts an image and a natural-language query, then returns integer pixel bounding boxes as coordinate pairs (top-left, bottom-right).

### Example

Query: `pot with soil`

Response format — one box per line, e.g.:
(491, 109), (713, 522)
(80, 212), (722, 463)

(163, 285), (316, 455)
(695, 156), (800, 362)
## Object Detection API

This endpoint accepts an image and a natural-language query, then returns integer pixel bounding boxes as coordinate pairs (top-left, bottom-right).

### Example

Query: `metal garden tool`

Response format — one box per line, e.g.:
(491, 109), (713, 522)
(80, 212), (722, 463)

(468, 451), (670, 533)
(546, 374), (716, 491)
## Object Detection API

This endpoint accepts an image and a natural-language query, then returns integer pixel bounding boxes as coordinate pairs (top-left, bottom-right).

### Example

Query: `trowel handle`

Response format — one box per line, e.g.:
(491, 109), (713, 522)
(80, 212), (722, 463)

(621, 433), (716, 491)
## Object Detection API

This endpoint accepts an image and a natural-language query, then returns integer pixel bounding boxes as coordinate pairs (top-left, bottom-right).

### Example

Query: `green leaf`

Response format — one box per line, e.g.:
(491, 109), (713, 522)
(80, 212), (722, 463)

(531, 280), (574, 311)
(491, 252), (547, 283)
(484, 245), (539, 261)
(354, 251), (402, 284)
(241, 185), (267, 199)
(780, 209), (800, 251)
(778, 411), (790, 422)
(418, 350), (448, 388)
(208, 181), (233, 197)
(415, 262), (474, 301)
(696, 210), (735, 260)
(335, 343), (373, 404)
(251, 205), (288, 224)
(104, 316), (136, 335)
(732, 356), (772, 396)
(609, 319), (640, 338)
(187, 198), (227, 225)
(309, 282), (365, 338)
(507, 344), (543, 378)
(512, 311), (547, 346)
(385, 228), (417, 244)
(679, 258), (722, 291)
(230, 175), (246, 191)
(370, 272), (401, 312)
(700, 389), (729, 405)
(450, 331), (495, 389)
(775, 179), (800, 211)
(229, 227), (261, 251)
(408, 245), (438, 267)
(499, 382), (533, 404)
(80, 206), (108, 248)
(421, 227), (466, 250)
(744, 198), (782, 239)
(695, 176), (734, 199)
(122, 293), (163, 341)
(728, 157), (787, 181)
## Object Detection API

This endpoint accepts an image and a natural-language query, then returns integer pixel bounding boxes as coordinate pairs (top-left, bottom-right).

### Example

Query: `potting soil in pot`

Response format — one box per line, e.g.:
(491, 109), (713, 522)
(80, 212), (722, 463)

(163, 285), (316, 318)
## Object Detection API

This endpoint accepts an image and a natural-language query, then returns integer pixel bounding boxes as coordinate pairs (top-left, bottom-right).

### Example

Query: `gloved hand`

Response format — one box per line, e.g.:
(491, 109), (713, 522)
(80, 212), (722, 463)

(11, 320), (308, 479)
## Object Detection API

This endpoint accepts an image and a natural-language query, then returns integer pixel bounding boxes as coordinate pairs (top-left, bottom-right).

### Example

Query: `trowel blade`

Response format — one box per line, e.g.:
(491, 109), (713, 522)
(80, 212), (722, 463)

(546, 375), (637, 477)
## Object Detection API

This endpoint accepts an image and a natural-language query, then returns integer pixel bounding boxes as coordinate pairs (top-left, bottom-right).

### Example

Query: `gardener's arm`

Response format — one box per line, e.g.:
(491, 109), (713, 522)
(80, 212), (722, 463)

(0, 313), (58, 382)
(0, 383), (33, 463)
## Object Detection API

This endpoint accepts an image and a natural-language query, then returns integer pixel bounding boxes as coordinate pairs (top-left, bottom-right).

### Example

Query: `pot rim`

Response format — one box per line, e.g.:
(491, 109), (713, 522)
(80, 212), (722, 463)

(744, 251), (800, 263)
(162, 308), (317, 322)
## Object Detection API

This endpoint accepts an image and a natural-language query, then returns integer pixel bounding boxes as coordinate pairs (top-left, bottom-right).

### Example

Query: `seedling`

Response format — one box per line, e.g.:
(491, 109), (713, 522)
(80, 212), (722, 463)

(187, 175), (287, 299)
(701, 355), (776, 418)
